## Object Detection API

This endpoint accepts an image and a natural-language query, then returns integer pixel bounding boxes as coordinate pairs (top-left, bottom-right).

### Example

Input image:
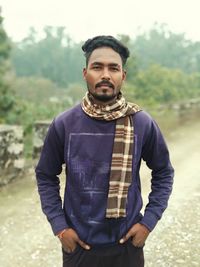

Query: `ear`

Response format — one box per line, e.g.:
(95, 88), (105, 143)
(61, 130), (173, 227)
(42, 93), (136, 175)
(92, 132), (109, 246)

(122, 70), (127, 81)
(83, 67), (87, 80)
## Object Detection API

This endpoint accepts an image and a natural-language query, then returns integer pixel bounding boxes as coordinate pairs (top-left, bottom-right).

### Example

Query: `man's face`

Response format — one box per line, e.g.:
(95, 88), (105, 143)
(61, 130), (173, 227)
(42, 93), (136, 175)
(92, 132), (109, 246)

(83, 47), (126, 104)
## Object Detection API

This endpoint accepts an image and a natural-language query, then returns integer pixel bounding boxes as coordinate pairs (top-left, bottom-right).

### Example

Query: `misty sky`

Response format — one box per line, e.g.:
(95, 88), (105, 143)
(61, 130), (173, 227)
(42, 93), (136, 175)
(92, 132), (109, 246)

(0, 0), (200, 42)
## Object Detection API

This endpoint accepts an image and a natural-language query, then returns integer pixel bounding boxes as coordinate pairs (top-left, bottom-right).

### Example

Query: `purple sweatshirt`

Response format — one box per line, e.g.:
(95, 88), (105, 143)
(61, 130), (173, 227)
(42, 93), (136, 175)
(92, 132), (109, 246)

(35, 104), (174, 247)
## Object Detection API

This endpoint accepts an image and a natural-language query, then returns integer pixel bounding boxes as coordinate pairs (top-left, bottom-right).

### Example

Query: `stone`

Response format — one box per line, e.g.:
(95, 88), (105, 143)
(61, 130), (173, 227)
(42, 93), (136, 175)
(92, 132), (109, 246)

(32, 121), (51, 160)
(0, 125), (24, 186)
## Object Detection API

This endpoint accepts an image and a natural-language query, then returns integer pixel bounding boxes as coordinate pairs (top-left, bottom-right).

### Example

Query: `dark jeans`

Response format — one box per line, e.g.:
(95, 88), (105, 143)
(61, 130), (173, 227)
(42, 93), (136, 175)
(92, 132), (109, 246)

(62, 240), (144, 267)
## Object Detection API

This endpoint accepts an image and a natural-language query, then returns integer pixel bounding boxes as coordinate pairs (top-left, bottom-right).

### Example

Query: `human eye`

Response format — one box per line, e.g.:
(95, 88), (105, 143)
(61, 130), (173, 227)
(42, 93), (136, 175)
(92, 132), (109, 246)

(93, 66), (100, 69)
(91, 64), (101, 70)
(110, 66), (119, 72)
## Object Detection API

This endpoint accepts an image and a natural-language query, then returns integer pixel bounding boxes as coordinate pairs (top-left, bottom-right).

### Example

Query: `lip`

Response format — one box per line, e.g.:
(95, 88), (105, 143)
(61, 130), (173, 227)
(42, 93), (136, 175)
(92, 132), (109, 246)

(96, 86), (113, 91)
(96, 84), (113, 89)
(98, 85), (111, 88)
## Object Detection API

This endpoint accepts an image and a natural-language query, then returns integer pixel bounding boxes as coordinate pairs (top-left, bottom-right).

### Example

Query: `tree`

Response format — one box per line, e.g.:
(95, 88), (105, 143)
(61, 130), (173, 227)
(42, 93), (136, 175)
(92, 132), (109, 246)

(131, 23), (200, 73)
(0, 9), (14, 122)
(127, 64), (199, 106)
(12, 26), (85, 87)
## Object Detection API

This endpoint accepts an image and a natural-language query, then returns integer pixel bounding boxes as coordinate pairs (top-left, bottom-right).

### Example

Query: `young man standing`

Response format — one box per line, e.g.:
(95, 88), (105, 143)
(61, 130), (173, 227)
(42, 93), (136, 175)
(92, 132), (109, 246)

(35, 35), (174, 267)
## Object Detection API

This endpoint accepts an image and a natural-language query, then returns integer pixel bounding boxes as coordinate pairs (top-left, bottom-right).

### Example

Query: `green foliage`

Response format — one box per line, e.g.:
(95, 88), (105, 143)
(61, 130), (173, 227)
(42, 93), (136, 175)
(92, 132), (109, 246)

(131, 23), (200, 73)
(0, 15), (10, 62)
(6, 77), (81, 158)
(9, 76), (77, 126)
(10, 76), (84, 133)
(133, 65), (183, 102)
(127, 65), (200, 105)
(11, 26), (85, 87)
(12, 76), (59, 102)
(0, 13), (15, 122)
(124, 64), (200, 107)
(66, 83), (86, 104)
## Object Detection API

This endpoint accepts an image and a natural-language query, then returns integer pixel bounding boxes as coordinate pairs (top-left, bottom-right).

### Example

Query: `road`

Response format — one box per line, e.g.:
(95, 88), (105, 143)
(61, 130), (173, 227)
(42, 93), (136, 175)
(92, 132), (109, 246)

(141, 118), (200, 266)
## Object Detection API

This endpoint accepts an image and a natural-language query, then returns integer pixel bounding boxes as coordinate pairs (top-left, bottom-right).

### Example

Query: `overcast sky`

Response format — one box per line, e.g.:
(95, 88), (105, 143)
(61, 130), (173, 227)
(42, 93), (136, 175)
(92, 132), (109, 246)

(0, 0), (200, 43)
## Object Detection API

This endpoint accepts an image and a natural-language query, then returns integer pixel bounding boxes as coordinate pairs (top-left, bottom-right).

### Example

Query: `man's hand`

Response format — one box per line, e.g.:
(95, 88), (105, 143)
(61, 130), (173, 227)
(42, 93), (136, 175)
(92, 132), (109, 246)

(59, 228), (90, 253)
(119, 223), (150, 247)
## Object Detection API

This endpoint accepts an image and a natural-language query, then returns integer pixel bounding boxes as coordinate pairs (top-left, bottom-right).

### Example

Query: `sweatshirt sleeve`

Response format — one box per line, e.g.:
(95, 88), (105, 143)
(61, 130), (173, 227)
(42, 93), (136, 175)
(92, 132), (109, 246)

(140, 116), (174, 231)
(35, 119), (69, 235)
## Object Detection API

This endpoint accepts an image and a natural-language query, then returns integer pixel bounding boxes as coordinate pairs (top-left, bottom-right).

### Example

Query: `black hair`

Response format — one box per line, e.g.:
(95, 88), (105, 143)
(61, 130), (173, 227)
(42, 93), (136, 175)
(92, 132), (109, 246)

(82, 35), (130, 66)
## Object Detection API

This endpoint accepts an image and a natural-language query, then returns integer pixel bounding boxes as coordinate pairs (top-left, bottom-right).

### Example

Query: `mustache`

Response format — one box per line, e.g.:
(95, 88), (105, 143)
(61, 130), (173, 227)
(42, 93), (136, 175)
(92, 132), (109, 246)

(95, 81), (114, 89)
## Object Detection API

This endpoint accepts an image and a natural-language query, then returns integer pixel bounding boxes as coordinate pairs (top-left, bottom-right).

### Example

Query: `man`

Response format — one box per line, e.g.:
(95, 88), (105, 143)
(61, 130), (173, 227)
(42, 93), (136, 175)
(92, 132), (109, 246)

(35, 35), (174, 267)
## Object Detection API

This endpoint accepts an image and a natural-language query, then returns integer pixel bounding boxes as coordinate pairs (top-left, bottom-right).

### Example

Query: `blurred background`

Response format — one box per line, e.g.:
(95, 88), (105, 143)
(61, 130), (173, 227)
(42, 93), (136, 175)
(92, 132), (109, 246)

(0, 0), (199, 266)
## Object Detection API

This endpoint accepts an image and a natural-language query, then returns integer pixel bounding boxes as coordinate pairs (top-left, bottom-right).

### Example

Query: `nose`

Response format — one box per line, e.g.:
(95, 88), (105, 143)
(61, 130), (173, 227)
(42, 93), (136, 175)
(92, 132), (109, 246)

(101, 67), (110, 80)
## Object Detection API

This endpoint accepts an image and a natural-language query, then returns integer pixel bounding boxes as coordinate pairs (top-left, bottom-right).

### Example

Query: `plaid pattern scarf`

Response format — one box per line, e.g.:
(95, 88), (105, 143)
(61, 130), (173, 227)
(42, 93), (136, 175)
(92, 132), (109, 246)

(81, 92), (140, 218)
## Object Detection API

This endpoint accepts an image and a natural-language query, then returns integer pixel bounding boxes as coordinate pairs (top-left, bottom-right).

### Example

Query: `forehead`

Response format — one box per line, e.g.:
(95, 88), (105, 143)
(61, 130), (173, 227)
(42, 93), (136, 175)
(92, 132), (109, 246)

(88, 47), (122, 65)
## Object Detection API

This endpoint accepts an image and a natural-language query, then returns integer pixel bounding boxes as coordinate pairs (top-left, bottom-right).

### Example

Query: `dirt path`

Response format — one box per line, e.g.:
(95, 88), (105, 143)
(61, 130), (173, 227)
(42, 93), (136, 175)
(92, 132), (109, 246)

(142, 120), (200, 266)
(0, 120), (199, 267)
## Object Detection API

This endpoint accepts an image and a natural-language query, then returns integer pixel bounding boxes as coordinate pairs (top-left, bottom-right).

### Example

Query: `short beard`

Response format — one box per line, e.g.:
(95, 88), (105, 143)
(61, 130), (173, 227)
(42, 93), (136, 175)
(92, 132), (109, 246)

(89, 91), (116, 102)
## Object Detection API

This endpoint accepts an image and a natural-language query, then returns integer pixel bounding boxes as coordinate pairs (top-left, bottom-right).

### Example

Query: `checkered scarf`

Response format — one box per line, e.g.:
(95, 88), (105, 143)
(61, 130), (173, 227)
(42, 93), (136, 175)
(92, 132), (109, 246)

(81, 92), (140, 218)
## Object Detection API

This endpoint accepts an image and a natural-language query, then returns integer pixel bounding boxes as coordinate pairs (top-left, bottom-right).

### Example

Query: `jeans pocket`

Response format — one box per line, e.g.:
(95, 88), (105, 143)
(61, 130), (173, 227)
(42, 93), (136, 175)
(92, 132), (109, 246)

(128, 238), (145, 249)
(62, 245), (80, 256)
